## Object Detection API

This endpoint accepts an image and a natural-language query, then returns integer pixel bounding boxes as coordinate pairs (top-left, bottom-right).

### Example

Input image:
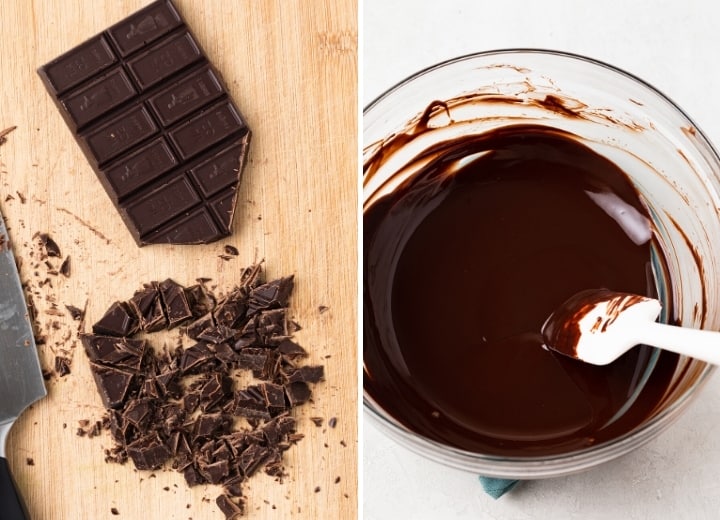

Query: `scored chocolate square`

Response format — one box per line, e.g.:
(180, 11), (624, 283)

(38, 0), (251, 246)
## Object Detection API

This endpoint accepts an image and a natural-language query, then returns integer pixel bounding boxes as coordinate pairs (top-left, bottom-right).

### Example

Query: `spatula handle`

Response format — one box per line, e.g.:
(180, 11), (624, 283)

(0, 457), (29, 520)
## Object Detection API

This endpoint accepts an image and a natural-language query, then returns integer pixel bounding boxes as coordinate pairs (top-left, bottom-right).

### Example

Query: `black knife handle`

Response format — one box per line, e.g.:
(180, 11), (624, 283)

(0, 456), (29, 520)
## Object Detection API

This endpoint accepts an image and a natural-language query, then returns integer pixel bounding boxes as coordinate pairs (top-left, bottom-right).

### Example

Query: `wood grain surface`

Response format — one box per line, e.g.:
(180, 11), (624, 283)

(0, 0), (357, 518)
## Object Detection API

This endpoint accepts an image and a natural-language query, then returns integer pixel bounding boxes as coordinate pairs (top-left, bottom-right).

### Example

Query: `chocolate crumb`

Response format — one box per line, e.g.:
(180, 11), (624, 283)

(314, 486), (321, 493)
(26, 458), (34, 466)
(39, 233), (61, 257)
(328, 417), (337, 428)
(0, 125), (16, 146)
(110, 507), (119, 515)
(54, 356), (71, 377)
(65, 304), (84, 321)
(318, 305), (329, 314)
(60, 256), (71, 277)
(16, 192), (26, 204)
(224, 245), (239, 256)
(310, 417), (323, 427)
(335, 476), (340, 484)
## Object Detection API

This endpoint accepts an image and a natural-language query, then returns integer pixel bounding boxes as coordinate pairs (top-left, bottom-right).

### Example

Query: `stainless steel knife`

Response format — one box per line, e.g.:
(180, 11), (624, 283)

(0, 207), (46, 519)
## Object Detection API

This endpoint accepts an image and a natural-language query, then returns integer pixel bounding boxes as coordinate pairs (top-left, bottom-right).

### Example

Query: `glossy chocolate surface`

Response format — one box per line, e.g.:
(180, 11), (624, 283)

(364, 124), (678, 456)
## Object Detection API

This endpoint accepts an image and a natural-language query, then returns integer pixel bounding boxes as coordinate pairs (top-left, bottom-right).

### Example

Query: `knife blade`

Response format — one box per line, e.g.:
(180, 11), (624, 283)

(0, 207), (46, 519)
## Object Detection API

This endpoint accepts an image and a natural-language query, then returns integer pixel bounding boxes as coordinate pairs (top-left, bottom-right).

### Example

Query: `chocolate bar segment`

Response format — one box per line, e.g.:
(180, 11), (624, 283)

(148, 66), (224, 127)
(127, 31), (202, 90)
(38, 0), (251, 246)
(61, 68), (137, 130)
(107, 0), (183, 57)
(40, 36), (117, 95)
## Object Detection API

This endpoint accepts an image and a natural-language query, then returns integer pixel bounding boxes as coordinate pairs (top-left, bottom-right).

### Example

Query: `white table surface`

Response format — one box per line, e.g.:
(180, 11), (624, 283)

(363, 1), (720, 519)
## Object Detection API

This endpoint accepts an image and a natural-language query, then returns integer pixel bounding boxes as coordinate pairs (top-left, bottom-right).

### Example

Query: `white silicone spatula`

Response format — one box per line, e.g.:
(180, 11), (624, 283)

(542, 288), (720, 366)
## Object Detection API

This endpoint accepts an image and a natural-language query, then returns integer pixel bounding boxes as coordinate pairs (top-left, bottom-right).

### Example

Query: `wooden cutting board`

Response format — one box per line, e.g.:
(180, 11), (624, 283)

(0, 0), (357, 518)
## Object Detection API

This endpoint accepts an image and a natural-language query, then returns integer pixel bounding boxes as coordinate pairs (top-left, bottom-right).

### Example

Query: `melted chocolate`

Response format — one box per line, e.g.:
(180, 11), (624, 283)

(364, 125), (678, 456)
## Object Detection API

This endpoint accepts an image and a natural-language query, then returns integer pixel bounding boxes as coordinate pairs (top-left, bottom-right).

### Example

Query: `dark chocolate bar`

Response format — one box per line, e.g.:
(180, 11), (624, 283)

(38, 0), (251, 246)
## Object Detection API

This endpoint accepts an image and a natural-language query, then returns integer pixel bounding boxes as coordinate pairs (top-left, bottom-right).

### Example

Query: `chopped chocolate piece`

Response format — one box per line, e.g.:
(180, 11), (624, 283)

(126, 434), (171, 470)
(185, 313), (215, 340)
(141, 378), (160, 399)
(214, 299), (248, 330)
(198, 459), (229, 485)
(60, 256), (71, 277)
(224, 245), (239, 256)
(183, 392), (200, 414)
(65, 304), (84, 321)
(238, 444), (271, 478)
(122, 398), (153, 429)
(158, 403), (185, 434)
(216, 494), (245, 519)
(224, 479), (245, 499)
(89, 363), (135, 409)
(260, 383), (286, 416)
(39, 233), (61, 257)
(194, 413), (230, 441)
(261, 415), (295, 446)
(129, 285), (167, 332)
(183, 465), (204, 487)
(185, 284), (214, 317)
(199, 373), (233, 412)
(232, 387), (270, 420)
(254, 309), (288, 343)
(55, 356), (71, 377)
(328, 417), (337, 428)
(214, 342), (238, 365)
(37, 0), (251, 247)
(180, 342), (216, 373)
(237, 348), (269, 373)
(197, 324), (237, 344)
(158, 279), (193, 328)
(277, 338), (307, 358)
(284, 382), (311, 406)
(247, 276), (294, 314)
(155, 369), (182, 399)
(93, 301), (139, 337)
(81, 334), (146, 371)
(285, 365), (325, 384)
(263, 450), (285, 478)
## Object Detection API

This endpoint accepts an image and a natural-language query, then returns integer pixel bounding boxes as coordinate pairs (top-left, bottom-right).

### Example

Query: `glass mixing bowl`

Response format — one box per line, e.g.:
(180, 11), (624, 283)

(363, 49), (720, 478)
